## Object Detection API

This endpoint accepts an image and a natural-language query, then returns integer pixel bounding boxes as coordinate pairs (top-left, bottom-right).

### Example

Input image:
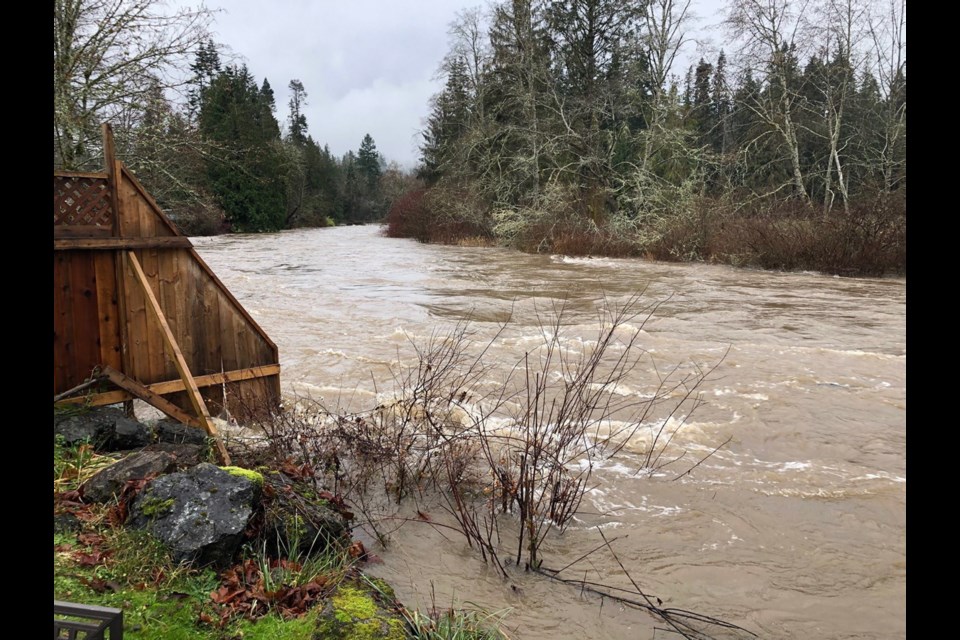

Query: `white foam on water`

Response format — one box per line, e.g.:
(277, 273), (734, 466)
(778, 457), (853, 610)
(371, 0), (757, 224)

(586, 381), (653, 398)
(712, 388), (769, 402)
(750, 458), (813, 472)
(649, 505), (685, 517)
(550, 255), (622, 268)
(852, 473), (906, 484)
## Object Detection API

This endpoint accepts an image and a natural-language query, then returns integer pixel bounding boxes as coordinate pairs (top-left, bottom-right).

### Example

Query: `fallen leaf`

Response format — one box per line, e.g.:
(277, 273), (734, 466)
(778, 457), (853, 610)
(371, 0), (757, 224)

(347, 540), (367, 560)
(76, 551), (107, 567)
(80, 577), (109, 593)
(78, 532), (105, 547)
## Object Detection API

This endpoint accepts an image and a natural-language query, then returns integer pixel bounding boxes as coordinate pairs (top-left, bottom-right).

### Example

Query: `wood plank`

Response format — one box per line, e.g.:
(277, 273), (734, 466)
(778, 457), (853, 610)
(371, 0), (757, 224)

(121, 251), (147, 385)
(192, 259), (223, 414)
(100, 367), (203, 429)
(218, 286), (240, 378)
(236, 311), (260, 415)
(198, 261), (222, 377)
(69, 252), (101, 386)
(54, 170), (109, 180)
(217, 285), (241, 415)
(103, 124), (135, 416)
(53, 226), (114, 238)
(59, 367), (280, 408)
(139, 210), (167, 384)
(171, 250), (189, 369)
(93, 252), (122, 371)
(56, 365), (281, 407)
(54, 237), (193, 250)
(121, 166), (182, 237)
(189, 248), (278, 355)
(127, 251), (230, 465)
(54, 253), (75, 393)
(117, 173), (141, 238)
(138, 191), (158, 238)
(101, 124), (121, 236)
(159, 246), (182, 382)
(113, 235), (135, 417)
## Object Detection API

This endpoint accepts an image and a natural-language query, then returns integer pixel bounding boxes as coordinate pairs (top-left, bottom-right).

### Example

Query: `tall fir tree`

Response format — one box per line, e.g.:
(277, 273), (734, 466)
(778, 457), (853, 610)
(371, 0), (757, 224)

(199, 65), (286, 231)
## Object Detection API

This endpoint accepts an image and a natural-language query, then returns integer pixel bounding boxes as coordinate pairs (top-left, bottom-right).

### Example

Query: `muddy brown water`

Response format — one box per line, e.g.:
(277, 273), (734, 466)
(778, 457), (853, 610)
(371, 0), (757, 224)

(193, 225), (905, 639)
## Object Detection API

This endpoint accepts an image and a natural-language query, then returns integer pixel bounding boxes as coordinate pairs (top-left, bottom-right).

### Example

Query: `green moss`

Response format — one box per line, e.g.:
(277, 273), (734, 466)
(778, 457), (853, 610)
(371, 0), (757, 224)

(285, 513), (309, 542)
(365, 577), (396, 602)
(140, 496), (175, 517)
(236, 608), (321, 640)
(55, 531), (322, 640)
(314, 585), (406, 640)
(220, 465), (264, 487)
(334, 586), (378, 620)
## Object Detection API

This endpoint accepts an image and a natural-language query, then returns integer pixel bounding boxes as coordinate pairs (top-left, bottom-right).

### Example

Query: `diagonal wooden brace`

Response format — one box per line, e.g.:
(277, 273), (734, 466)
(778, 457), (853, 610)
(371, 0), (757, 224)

(126, 251), (231, 465)
(98, 366), (204, 430)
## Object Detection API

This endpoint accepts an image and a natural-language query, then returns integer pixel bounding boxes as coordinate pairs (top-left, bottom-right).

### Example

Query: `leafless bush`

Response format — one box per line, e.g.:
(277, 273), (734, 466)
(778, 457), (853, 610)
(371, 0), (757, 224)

(232, 296), (724, 575)
(645, 192), (906, 276)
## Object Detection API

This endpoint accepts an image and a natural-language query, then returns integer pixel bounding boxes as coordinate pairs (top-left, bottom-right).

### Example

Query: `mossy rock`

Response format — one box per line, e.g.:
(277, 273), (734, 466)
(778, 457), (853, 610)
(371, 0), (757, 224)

(139, 495), (175, 517)
(261, 472), (350, 557)
(127, 463), (259, 568)
(314, 584), (405, 640)
(220, 465), (265, 487)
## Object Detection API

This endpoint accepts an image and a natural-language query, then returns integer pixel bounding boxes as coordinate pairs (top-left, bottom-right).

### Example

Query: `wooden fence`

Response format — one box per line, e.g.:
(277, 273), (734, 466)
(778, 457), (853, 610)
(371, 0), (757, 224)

(54, 125), (281, 463)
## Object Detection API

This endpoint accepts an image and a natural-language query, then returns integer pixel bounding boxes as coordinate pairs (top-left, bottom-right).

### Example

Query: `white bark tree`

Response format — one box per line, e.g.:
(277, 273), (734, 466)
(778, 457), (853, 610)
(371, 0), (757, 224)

(867, 0), (905, 194)
(808, 0), (871, 214)
(725, 0), (813, 203)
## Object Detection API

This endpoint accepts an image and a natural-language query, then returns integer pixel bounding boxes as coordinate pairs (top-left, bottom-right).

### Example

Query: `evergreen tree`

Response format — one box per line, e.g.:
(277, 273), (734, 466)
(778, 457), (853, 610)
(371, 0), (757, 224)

(357, 134), (382, 190)
(187, 39), (221, 121)
(199, 65), (286, 231)
(257, 78), (281, 140)
(691, 58), (714, 146)
(420, 56), (471, 184)
(711, 51), (731, 154)
(288, 79), (309, 144)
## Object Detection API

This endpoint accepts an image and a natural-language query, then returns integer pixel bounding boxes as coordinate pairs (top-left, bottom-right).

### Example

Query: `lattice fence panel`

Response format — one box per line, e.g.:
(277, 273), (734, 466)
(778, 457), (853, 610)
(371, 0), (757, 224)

(54, 175), (113, 227)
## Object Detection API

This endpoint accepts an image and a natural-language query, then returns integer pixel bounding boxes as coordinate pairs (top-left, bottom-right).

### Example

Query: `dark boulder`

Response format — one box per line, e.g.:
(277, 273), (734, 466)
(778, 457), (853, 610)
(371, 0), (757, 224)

(153, 419), (208, 446)
(262, 471), (350, 557)
(127, 463), (260, 568)
(54, 513), (82, 534)
(81, 450), (177, 503)
(54, 407), (152, 451)
(142, 443), (206, 468)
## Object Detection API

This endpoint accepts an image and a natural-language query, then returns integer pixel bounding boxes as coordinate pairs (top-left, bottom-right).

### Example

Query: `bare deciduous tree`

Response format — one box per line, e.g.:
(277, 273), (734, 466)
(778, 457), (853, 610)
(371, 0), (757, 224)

(867, 0), (906, 194)
(725, 0), (813, 203)
(53, 0), (215, 169)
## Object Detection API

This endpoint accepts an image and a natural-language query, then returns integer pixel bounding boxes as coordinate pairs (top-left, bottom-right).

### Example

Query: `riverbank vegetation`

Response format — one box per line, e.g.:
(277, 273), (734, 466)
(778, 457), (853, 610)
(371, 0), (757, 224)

(53, 421), (509, 640)
(53, 0), (904, 275)
(385, 0), (905, 276)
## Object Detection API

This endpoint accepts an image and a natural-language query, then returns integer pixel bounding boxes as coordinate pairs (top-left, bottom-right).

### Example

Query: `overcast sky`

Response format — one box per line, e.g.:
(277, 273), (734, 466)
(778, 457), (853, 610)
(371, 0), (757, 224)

(196, 0), (726, 168)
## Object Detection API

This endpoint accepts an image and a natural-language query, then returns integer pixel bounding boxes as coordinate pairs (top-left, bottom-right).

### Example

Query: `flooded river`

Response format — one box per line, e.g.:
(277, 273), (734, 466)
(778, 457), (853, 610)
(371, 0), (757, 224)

(193, 224), (905, 639)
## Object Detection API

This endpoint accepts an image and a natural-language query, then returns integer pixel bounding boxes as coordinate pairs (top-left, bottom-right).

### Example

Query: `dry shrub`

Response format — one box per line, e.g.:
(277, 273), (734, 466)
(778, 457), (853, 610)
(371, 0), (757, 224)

(384, 187), (431, 241)
(647, 193), (906, 276)
(234, 298), (724, 576)
(384, 183), (493, 244)
(543, 222), (640, 257)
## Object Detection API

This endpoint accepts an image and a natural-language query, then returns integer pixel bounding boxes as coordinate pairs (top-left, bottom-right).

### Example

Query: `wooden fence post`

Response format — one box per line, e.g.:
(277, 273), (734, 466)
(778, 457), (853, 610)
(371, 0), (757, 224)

(102, 123), (135, 419)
